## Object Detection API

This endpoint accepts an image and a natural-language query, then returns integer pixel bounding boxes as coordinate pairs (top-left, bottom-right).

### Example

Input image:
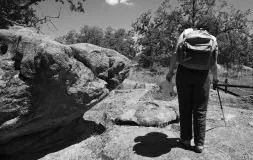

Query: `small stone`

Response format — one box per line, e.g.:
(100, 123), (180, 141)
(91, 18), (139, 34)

(249, 122), (253, 127)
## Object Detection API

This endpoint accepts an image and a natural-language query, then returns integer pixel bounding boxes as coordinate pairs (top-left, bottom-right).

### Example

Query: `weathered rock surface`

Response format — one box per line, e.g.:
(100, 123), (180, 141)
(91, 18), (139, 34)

(0, 27), (130, 158)
(83, 85), (179, 128)
(69, 43), (130, 89)
(40, 88), (253, 160)
(41, 126), (180, 160)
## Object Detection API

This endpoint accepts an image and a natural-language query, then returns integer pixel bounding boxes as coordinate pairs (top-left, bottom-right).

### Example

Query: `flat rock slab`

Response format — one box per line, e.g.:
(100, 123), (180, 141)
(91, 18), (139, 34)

(83, 88), (179, 128)
(40, 126), (180, 160)
(40, 88), (253, 160)
(40, 125), (251, 160)
(116, 101), (178, 127)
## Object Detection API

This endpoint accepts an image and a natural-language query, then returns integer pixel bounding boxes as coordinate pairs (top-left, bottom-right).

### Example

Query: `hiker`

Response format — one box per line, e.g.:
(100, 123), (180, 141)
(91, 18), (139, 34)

(166, 22), (219, 153)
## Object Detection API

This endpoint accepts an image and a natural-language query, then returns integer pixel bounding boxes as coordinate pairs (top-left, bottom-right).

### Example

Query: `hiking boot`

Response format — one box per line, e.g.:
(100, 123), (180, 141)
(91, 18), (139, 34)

(179, 139), (191, 149)
(194, 145), (204, 153)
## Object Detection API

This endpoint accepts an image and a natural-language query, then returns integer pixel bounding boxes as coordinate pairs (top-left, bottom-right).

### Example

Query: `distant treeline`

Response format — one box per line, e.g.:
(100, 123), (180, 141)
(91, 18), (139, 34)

(55, 26), (136, 59)
(1, 0), (252, 69)
(131, 0), (253, 69)
(58, 0), (253, 70)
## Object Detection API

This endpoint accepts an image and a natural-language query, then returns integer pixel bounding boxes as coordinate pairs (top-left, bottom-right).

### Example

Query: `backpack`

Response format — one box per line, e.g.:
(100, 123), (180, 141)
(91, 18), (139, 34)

(177, 29), (216, 70)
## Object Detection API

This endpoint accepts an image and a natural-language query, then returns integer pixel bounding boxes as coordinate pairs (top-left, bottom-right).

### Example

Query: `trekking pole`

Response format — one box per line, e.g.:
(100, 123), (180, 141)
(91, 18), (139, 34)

(216, 87), (227, 127)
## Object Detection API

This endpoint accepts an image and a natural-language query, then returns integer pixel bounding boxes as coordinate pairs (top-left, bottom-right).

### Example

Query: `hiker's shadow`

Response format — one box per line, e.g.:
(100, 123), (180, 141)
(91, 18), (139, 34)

(133, 132), (180, 157)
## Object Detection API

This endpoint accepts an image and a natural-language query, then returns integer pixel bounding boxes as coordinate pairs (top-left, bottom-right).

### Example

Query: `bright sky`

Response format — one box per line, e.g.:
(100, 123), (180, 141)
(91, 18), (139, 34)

(35, 0), (253, 37)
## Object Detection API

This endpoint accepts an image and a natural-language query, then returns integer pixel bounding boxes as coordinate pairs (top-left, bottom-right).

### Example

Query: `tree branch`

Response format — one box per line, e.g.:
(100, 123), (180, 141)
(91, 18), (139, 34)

(33, 6), (61, 27)
(2, 5), (61, 31)
(14, 0), (43, 9)
(3, 17), (28, 27)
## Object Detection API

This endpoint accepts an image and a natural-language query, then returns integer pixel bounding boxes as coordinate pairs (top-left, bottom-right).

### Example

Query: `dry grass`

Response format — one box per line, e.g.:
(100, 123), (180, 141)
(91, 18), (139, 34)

(218, 67), (253, 97)
(127, 66), (176, 101)
(127, 66), (169, 85)
(127, 65), (253, 105)
(128, 65), (252, 93)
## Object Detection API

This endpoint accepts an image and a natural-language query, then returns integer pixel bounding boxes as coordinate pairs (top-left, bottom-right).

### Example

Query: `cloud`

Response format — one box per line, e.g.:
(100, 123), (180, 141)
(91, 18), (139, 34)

(120, 0), (134, 5)
(105, 0), (134, 6)
(105, 0), (119, 6)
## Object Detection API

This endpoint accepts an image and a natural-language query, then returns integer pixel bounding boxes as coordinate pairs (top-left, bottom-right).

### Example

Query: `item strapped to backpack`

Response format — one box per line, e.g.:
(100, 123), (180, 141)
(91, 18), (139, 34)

(177, 29), (216, 70)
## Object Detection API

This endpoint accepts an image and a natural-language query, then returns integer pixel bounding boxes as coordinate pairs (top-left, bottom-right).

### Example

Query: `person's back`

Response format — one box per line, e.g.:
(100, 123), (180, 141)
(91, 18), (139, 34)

(177, 28), (217, 70)
(166, 24), (219, 153)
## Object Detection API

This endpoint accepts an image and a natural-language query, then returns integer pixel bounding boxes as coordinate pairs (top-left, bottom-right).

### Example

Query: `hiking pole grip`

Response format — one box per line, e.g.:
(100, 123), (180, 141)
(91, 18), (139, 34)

(217, 88), (227, 127)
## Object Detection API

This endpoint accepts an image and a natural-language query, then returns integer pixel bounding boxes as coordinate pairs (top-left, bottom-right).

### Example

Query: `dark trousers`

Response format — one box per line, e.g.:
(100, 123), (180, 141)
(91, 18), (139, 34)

(176, 65), (210, 146)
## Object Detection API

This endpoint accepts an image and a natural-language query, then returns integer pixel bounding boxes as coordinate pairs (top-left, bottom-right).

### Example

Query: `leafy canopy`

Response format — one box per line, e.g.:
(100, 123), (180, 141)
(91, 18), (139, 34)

(56, 25), (136, 59)
(132, 0), (253, 68)
(0, 0), (86, 29)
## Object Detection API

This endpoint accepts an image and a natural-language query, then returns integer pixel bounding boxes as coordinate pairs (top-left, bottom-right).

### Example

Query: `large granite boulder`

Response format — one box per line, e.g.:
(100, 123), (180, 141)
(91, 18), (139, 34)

(69, 43), (130, 89)
(0, 27), (130, 157)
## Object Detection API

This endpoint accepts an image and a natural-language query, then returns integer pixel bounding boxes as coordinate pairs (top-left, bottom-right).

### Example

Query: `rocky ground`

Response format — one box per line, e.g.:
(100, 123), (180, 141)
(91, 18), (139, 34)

(39, 80), (253, 160)
(1, 27), (253, 160)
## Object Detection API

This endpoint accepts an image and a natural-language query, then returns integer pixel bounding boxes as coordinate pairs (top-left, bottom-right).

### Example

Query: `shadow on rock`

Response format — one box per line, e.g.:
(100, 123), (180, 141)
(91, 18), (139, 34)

(1, 118), (106, 160)
(133, 132), (180, 157)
